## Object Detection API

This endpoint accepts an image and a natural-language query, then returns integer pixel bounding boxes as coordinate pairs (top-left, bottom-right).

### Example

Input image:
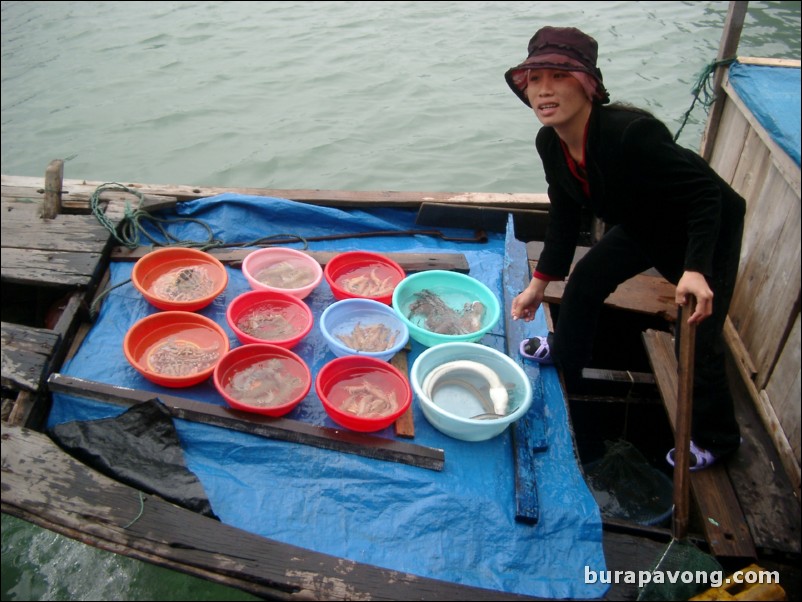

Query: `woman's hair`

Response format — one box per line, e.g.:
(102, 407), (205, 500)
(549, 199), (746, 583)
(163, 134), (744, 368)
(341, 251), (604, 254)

(607, 101), (654, 117)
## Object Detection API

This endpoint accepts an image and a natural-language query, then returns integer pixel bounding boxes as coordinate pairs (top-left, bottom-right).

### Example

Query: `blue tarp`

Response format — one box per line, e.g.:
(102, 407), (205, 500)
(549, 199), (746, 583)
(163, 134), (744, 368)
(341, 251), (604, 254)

(729, 61), (801, 166)
(47, 194), (608, 599)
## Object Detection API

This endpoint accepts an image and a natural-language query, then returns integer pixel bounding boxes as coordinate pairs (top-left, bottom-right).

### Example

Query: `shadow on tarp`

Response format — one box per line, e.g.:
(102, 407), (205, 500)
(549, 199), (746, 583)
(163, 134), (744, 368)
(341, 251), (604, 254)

(47, 194), (608, 599)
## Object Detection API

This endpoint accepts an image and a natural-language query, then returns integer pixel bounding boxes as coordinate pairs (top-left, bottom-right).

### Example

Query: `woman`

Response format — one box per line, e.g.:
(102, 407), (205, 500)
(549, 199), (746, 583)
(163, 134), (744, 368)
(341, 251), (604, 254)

(507, 26), (745, 470)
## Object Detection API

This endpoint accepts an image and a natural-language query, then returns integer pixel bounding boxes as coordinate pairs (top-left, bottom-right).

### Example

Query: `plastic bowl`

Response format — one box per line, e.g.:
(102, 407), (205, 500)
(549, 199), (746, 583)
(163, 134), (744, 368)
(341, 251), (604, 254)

(131, 247), (228, 311)
(213, 343), (312, 417)
(319, 298), (409, 362)
(123, 311), (230, 388)
(391, 270), (501, 347)
(226, 290), (313, 348)
(324, 251), (406, 305)
(316, 355), (412, 432)
(409, 342), (533, 442)
(241, 247), (323, 299)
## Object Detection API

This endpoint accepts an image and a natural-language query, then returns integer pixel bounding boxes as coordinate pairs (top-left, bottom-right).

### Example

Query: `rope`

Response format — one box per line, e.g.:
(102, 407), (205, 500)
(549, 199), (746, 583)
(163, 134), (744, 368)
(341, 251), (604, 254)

(673, 57), (736, 142)
(122, 490), (146, 529)
(90, 183), (314, 251)
(90, 182), (224, 250)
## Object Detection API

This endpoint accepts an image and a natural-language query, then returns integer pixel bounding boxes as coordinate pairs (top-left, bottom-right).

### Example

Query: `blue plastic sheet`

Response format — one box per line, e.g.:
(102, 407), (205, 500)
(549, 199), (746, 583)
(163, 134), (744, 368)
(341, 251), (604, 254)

(47, 194), (608, 599)
(729, 61), (801, 166)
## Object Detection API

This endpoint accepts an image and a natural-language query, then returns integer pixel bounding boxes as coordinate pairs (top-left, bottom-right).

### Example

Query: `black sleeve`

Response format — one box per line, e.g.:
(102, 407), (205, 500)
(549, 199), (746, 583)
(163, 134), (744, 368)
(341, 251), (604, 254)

(534, 128), (583, 278)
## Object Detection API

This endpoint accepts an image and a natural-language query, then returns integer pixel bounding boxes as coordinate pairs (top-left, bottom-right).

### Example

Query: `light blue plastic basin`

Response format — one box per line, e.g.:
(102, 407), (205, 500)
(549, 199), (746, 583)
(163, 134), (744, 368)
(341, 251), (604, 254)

(410, 342), (533, 442)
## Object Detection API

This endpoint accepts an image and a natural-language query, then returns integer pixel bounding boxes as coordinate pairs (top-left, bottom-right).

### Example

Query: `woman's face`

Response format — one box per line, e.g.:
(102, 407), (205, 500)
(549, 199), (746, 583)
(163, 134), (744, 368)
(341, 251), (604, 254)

(525, 69), (591, 130)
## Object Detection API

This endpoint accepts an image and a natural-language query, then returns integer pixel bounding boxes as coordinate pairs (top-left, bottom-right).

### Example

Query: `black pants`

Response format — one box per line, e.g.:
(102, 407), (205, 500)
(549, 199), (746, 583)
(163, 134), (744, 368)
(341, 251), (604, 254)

(550, 216), (744, 457)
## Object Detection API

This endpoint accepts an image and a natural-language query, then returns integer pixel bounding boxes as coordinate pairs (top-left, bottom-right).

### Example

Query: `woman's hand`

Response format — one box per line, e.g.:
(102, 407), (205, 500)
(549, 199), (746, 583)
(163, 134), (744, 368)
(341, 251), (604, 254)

(512, 278), (549, 322)
(676, 270), (713, 324)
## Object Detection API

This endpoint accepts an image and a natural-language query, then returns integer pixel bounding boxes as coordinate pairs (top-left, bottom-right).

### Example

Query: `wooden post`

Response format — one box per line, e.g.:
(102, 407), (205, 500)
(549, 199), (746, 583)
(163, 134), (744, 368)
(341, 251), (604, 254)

(699, 1), (748, 160)
(42, 159), (64, 219)
(672, 297), (696, 541)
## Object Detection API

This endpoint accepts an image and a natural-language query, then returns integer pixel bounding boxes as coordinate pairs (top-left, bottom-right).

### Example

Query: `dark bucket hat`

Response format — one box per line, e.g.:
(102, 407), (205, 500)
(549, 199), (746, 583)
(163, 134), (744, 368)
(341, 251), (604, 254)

(505, 26), (610, 106)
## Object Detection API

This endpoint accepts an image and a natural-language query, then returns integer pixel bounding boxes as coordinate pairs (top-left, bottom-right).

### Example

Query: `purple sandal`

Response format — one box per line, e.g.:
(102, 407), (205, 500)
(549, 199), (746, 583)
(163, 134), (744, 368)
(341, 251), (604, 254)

(666, 440), (718, 472)
(519, 336), (553, 364)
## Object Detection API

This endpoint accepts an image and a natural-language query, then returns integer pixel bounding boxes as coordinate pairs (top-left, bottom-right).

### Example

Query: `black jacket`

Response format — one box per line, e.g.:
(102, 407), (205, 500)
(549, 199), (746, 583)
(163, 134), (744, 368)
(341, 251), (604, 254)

(535, 104), (745, 280)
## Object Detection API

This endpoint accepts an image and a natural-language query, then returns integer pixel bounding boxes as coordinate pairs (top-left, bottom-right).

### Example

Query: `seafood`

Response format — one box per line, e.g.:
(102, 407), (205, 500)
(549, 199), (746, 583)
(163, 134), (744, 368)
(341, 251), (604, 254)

(422, 359), (510, 417)
(339, 266), (396, 298)
(340, 379), (399, 418)
(407, 289), (485, 335)
(336, 322), (399, 352)
(225, 358), (303, 407)
(256, 260), (316, 289)
(151, 266), (215, 302)
(146, 338), (220, 377)
(236, 306), (297, 340)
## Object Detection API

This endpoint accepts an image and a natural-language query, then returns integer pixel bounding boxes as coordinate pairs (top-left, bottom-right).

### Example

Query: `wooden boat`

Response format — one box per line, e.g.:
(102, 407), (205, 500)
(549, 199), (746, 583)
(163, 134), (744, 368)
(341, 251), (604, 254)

(2, 6), (800, 600)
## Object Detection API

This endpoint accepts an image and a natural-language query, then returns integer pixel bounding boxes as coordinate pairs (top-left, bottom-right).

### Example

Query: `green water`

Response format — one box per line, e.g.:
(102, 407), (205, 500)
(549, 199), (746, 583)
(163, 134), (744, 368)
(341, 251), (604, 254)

(2, 515), (258, 601)
(2, 1), (800, 599)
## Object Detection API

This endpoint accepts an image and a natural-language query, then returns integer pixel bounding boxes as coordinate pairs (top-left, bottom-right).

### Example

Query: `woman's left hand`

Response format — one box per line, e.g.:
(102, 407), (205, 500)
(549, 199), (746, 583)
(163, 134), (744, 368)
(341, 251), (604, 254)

(676, 270), (713, 324)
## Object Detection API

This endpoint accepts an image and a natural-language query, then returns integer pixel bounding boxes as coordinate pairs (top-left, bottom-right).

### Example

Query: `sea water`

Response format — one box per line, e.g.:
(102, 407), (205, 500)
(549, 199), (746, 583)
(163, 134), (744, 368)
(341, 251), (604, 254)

(2, 1), (800, 599)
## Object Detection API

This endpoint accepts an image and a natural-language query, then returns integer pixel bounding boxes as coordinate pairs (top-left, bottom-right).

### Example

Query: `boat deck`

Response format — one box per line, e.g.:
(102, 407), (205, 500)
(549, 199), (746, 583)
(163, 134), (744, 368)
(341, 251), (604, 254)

(2, 173), (800, 600)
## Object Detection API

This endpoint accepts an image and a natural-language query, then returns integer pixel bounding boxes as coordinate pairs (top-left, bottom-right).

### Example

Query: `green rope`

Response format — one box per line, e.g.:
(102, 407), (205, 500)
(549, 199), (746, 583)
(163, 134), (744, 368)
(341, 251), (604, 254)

(674, 57), (736, 142)
(88, 183), (316, 319)
(122, 490), (146, 529)
(90, 182), (223, 250)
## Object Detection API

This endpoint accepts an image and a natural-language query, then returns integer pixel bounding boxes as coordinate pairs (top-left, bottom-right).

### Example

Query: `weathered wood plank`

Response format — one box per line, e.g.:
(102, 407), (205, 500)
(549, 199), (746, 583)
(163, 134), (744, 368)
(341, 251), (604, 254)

(727, 317), (802, 505)
(727, 361), (802, 555)
(1, 423), (537, 601)
(391, 348), (415, 439)
(642, 329), (756, 558)
(1, 200), (110, 252)
(2, 175), (551, 211)
(707, 98), (751, 184)
(47, 374), (445, 472)
(766, 314), (801, 469)
(527, 243), (679, 322)
(730, 172), (800, 387)
(722, 79), (800, 197)
(111, 246), (472, 273)
(1, 322), (60, 392)
(729, 127), (773, 205)
(1, 247), (105, 287)
(503, 216), (548, 524)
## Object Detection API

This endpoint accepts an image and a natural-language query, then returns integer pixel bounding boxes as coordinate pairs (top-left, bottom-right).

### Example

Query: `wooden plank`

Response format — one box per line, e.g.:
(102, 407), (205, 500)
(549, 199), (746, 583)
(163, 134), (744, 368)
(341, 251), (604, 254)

(503, 216), (548, 524)
(765, 314), (801, 468)
(727, 316), (802, 503)
(47, 374), (445, 472)
(111, 246), (472, 273)
(642, 329), (756, 558)
(526, 242), (679, 322)
(730, 172), (800, 387)
(737, 57), (802, 68)
(1, 200), (111, 252)
(707, 96), (751, 184)
(0, 423), (537, 601)
(722, 79), (801, 196)
(1, 322), (60, 393)
(728, 127), (773, 204)
(1, 247), (105, 288)
(42, 159), (64, 219)
(391, 347), (415, 438)
(2, 174), (551, 211)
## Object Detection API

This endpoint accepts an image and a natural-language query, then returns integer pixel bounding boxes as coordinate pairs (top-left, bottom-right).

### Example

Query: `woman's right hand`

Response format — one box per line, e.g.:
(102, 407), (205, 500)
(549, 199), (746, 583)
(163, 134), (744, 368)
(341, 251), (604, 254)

(511, 278), (548, 322)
